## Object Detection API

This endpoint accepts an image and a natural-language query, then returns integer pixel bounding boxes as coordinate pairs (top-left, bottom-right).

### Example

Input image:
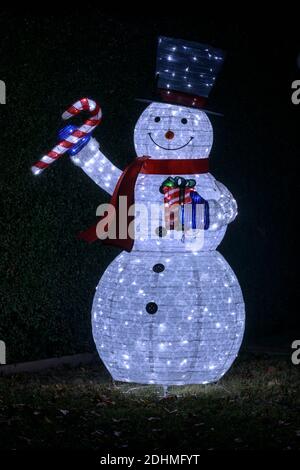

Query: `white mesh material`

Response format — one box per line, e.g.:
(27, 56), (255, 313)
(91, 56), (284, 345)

(134, 103), (213, 159)
(92, 251), (244, 385)
(73, 103), (245, 385)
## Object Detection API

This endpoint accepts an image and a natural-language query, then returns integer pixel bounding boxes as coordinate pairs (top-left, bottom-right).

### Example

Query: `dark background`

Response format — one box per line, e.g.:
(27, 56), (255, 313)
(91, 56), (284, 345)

(0, 15), (298, 362)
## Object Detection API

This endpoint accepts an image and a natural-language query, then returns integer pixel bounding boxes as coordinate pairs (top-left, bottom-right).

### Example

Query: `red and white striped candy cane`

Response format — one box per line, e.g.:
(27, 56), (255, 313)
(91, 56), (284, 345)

(31, 97), (102, 175)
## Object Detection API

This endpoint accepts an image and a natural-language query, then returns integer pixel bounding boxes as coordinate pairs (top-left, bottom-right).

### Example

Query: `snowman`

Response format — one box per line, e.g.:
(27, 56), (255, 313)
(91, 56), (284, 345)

(71, 37), (245, 385)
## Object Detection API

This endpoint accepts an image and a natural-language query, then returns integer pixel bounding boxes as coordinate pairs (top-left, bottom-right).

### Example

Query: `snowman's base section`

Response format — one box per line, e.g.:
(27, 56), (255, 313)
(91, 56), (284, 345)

(111, 375), (223, 387)
(92, 250), (245, 386)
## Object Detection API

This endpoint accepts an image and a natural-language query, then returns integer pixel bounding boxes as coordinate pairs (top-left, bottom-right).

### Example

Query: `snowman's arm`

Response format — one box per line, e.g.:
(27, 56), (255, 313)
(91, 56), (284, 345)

(215, 180), (238, 224)
(70, 137), (122, 196)
(208, 180), (238, 229)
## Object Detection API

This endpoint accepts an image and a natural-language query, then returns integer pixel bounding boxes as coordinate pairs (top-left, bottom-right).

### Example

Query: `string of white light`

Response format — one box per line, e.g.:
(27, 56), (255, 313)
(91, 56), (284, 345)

(72, 103), (245, 385)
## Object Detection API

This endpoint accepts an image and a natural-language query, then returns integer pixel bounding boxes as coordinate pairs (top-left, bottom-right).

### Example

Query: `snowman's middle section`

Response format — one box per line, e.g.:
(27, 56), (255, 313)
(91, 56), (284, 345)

(132, 173), (226, 252)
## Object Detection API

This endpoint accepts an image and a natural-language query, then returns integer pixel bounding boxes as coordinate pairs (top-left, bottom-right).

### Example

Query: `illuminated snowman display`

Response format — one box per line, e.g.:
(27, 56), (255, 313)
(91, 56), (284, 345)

(72, 37), (245, 385)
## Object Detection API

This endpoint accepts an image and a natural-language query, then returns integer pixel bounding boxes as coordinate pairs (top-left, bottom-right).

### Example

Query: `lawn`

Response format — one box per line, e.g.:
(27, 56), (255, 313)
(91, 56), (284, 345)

(0, 354), (299, 452)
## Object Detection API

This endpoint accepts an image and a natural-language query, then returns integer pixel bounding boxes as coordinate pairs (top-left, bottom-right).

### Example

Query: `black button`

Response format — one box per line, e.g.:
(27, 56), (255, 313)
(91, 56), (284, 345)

(155, 226), (167, 238)
(153, 263), (165, 273)
(146, 302), (158, 314)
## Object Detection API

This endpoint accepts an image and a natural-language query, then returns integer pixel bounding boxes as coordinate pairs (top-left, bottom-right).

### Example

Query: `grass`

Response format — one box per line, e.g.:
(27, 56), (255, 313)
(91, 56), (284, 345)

(0, 354), (299, 451)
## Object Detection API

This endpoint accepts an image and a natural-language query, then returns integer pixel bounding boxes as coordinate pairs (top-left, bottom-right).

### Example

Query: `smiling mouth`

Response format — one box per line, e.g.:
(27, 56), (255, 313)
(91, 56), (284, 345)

(148, 133), (194, 150)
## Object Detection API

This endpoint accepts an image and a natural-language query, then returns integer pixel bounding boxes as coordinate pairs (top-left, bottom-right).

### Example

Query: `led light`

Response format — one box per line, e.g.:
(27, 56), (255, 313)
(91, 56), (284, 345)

(92, 249), (244, 385)
(72, 102), (245, 386)
(134, 103), (213, 161)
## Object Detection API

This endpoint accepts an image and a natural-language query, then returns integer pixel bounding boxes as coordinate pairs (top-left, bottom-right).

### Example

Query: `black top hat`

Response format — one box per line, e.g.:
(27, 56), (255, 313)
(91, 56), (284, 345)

(138, 36), (225, 116)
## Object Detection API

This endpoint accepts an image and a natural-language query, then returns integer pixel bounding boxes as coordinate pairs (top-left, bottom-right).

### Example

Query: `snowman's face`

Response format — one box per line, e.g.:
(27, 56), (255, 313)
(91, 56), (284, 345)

(134, 103), (213, 159)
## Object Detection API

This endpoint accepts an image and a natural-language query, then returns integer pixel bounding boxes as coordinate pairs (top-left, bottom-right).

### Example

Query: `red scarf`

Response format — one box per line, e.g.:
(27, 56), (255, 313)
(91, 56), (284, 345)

(78, 157), (209, 251)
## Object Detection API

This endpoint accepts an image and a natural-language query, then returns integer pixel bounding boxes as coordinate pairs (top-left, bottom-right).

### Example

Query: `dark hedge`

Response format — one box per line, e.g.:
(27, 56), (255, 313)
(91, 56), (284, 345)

(0, 15), (297, 362)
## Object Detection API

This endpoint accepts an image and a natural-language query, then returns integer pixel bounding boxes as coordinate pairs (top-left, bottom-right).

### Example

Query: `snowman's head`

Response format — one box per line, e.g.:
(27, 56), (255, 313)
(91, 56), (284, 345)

(134, 102), (213, 159)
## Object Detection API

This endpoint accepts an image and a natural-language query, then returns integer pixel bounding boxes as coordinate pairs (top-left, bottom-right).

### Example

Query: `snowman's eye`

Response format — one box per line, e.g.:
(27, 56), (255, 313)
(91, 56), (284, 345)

(154, 116), (161, 123)
(181, 118), (188, 124)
